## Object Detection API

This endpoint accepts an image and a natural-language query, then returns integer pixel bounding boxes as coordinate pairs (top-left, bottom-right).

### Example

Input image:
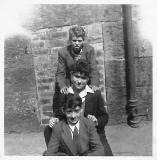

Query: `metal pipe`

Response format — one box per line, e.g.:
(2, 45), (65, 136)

(122, 5), (141, 127)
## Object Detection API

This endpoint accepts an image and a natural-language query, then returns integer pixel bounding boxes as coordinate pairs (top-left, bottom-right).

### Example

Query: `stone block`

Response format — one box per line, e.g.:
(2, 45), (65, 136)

(90, 43), (103, 51)
(135, 57), (152, 86)
(132, 5), (143, 21)
(102, 22), (124, 59)
(44, 30), (68, 40)
(32, 48), (50, 55)
(136, 87), (152, 105)
(107, 87), (127, 105)
(5, 68), (36, 92)
(101, 5), (122, 22)
(84, 23), (103, 44)
(108, 103), (126, 125)
(133, 22), (153, 57)
(46, 39), (67, 48)
(105, 60), (126, 87)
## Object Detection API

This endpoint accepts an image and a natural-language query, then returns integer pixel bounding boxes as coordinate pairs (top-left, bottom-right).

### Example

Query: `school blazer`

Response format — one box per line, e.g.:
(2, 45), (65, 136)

(54, 90), (109, 134)
(55, 43), (99, 89)
(44, 117), (104, 156)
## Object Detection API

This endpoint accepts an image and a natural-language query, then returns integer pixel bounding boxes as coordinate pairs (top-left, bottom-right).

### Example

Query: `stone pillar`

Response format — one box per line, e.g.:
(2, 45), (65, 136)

(122, 5), (141, 127)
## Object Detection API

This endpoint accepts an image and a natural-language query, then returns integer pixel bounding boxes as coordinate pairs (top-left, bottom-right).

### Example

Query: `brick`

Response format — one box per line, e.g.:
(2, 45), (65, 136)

(41, 119), (49, 125)
(43, 111), (53, 117)
(38, 85), (50, 91)
(42, 105), (53, 112)
(37, 78), (53, 83)
(40, 99), (51, 105)
(32, 48), (50, 55)
(46, 31), (68, 40)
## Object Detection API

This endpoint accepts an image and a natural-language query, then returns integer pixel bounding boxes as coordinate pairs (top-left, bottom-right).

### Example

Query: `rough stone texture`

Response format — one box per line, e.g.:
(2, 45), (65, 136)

(31, 23), (106, 124)
(4, 35), (40, 132)
(25, 4), (122, 31)
(105, 60), (126, 87)
(135, 57), (152, 86)
(4, 5), (152, 130)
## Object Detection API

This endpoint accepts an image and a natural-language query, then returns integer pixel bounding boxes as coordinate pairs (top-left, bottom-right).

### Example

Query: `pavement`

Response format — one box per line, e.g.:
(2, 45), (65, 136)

(4, 121), (152, 156)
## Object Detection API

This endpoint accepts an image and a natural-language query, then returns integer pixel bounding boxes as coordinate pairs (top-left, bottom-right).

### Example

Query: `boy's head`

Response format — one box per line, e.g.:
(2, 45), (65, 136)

(69, 25), (86, 53)
(62, 94), (82, 125)
(70, 59), (90, 91)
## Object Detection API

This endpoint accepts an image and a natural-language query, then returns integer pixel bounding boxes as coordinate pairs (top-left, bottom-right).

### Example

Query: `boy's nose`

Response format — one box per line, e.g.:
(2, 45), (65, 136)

(71, 112), (76, 118)
(76, 41), (79, 45)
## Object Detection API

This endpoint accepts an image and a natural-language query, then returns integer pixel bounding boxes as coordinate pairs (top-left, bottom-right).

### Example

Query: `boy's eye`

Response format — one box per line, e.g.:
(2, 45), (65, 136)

(72, 40), (82, 42)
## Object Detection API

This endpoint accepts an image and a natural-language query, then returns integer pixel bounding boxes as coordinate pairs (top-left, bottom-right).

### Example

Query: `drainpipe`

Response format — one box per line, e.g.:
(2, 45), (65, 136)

(122, 5), (141, 128)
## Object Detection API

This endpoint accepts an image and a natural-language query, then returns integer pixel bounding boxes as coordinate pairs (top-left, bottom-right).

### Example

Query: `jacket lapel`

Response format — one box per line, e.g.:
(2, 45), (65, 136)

(84, 92), (93, 115)
(79, 117), (89, 154)
(61, 121), (77, 155)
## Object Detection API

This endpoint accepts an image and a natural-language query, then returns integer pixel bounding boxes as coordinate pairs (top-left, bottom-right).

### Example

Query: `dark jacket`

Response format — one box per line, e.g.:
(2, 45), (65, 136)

(55, 43), (99, 89)
(44, 117), (104, 156)
(54, 90), (108, 134)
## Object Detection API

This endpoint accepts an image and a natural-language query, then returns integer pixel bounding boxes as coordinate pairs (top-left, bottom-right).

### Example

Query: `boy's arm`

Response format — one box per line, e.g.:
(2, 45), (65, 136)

(86, 121), (104, 156)
(88, 47), (99, 87)
(96, 91), (109, 132)
(55, 50), (67, 89)
(44, 127), (68, 156)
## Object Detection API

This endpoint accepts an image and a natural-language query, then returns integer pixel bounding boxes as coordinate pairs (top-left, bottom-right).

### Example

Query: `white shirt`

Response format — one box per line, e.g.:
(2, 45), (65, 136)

(68, 85), (94, 102)
(68, 121), (80, 139)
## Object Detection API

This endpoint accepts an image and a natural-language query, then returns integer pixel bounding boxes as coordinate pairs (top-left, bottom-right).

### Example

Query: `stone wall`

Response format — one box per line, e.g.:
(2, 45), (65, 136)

(4, 35), (41, 132)
(4, 4), (152, 131)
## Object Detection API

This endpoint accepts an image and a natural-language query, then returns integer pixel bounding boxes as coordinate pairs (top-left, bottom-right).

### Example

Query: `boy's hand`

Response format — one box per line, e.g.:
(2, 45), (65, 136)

(49, 117), (59, 128)
(87, 114), (98, 126)
(89, 85), (100, 92)
(60, 86), (69, 94)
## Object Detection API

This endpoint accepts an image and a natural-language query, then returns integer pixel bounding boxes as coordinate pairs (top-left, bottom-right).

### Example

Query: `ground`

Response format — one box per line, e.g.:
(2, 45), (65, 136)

(3, 120), (152, 156)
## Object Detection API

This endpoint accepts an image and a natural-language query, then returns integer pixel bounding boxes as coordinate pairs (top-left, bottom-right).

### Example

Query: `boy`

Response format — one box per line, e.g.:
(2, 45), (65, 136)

(45, 59), (113, 155)
(44, 94), (104, 156)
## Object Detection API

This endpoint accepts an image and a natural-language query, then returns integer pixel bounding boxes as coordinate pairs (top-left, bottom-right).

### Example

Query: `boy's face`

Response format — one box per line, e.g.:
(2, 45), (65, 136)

(71, 36), (83, 53)
(71, 72), (88, 91)
(64, 106), (82, 125)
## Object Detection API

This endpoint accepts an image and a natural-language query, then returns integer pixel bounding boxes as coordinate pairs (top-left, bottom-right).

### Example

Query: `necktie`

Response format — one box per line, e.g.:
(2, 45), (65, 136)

(73, 126), (80, 155)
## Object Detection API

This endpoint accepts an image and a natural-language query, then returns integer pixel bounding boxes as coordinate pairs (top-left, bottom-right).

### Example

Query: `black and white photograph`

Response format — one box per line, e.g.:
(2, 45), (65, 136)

(1, 0), (156, 158)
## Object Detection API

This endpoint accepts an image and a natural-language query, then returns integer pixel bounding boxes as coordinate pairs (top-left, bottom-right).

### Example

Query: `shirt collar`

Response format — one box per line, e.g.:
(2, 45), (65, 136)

(68, 85), (94, 94)
(68, 85), (94, 102)
(68, 121), (80, 133)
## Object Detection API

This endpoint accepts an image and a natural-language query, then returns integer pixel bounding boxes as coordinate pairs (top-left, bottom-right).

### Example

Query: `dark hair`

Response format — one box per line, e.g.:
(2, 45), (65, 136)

(71, 59), (90, 77)
(69, 25), (86, 40)
(63, 94), (82, 110)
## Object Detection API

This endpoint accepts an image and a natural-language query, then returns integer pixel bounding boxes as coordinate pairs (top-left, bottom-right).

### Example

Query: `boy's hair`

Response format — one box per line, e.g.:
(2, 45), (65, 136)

(69, 25), (86, 40)
(63, 94), (82, 110)
(71, 59), (90, 77)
